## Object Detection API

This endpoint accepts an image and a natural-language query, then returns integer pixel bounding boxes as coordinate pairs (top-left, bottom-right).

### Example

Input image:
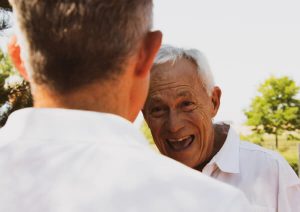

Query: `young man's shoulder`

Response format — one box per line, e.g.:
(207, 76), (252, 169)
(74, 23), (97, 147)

(0, 137), (250, 212)
(126, 150), (250, 211)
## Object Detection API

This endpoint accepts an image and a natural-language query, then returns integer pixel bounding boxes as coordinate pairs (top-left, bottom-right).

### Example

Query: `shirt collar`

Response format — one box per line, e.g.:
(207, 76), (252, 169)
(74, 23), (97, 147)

(209, 125), (240, 174)
(0, 108), (149, 148)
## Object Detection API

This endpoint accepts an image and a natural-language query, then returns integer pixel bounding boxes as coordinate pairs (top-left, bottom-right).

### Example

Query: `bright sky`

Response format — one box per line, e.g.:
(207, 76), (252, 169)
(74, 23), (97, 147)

(153, 0), (300, 125)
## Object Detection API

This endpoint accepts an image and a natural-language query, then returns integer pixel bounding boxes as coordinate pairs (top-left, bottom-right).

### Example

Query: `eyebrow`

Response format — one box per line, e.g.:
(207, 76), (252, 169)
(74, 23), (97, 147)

(148, 90), (194, 103)
(148, 95), (162, 104)
(148, 96), (163, 104)
(176, 90), (193, 98)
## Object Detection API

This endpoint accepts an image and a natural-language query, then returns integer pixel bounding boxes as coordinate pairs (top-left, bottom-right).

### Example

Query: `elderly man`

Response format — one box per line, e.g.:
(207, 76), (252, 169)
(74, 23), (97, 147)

(143, 45), (300, 212)
(0, 1), (251, 212)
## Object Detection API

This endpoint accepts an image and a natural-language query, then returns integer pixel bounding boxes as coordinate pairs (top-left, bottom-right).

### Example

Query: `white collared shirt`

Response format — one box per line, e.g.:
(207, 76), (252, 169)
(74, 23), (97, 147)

(0, 108), (251, 212)
(203, 126), (300, 212)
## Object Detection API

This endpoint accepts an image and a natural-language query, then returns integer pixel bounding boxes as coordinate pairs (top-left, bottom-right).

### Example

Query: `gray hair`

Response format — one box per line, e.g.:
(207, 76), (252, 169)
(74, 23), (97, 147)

(154, 45), (215, 95)
(9, 0), (153, 93)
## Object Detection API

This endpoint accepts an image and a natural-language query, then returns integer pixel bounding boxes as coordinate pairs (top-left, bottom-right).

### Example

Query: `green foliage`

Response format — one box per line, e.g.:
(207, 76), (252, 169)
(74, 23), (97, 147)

(240, 132), (264, 146)
(141, 121), (155, 145)
(280, 148), (299, 176)
(245, 76), (300, 148)
(0, 49), (15, 104)
(140, 121), (159, 151)
(0, 49), (33, 126)
(0, 49), (13, 75)
(290, 162), (299, 176)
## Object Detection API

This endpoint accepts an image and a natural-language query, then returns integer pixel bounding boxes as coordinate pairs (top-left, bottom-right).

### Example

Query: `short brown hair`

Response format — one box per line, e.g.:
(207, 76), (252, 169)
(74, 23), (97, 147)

(10, 0), (152, 93)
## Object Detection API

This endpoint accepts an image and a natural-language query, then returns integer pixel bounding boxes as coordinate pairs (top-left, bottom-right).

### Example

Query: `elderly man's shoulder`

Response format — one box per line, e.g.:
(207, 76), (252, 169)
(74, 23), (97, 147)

(239, 141), (288, 164)
(239, 140), (299, 182)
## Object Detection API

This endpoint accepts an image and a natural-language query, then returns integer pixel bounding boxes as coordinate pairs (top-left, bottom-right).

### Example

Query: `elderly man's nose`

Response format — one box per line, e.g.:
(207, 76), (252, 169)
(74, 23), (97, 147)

(166, 111), (184, 133)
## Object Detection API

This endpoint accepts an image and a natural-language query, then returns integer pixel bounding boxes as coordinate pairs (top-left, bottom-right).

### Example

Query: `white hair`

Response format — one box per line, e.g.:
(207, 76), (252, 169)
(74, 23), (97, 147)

(154, 45), (215, 95)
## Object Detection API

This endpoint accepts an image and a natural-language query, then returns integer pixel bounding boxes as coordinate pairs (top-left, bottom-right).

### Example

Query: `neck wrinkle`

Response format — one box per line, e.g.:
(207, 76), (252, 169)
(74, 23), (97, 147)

(194, 123), (229, 172)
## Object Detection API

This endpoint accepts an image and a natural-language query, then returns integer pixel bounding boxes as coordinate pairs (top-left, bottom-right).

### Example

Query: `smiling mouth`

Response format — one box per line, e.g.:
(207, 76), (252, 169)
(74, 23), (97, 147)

(166, 135), (195, 151)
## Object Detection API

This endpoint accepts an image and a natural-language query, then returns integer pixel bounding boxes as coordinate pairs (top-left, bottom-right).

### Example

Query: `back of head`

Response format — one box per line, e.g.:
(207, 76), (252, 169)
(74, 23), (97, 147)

(9, 0), (153, 93)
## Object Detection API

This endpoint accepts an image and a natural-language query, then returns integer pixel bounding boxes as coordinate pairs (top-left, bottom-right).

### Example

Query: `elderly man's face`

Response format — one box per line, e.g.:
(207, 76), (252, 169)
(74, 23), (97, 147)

(143, 58), (219, 168)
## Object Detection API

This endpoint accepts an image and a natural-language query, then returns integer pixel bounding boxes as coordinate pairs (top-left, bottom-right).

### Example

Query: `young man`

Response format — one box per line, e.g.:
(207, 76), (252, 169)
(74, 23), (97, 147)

(0, 1), (250, 211)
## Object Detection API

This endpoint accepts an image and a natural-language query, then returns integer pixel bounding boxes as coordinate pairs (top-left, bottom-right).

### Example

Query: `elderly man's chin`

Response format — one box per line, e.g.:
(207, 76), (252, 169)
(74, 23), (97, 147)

(161, 137), (205, 168)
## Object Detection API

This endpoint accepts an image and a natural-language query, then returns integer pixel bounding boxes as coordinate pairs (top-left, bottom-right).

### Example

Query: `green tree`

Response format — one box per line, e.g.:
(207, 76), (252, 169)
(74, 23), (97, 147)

(245, 76), (300, 148)
(0, 49), (15, 104)
(1, 6), (32, 126)
(0, 49), (33, 126)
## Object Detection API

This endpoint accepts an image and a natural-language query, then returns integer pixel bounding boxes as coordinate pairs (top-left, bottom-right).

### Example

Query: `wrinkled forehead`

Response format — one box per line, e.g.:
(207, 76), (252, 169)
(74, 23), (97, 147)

(149, 58), (204, 95)
(148, 86), (197, 104)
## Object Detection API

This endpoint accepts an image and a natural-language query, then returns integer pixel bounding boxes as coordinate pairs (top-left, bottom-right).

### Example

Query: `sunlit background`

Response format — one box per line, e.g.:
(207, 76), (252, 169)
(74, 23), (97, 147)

(2, 1), (300, 128)
(1, 1), (299, 174)
(153, 0), (300, 127)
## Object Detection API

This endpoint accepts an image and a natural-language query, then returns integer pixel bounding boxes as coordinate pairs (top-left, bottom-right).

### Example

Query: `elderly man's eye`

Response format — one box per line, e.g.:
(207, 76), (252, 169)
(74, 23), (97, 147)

(151, 107), (162, 113)
(181, 101), (196, 111)
(150, 106), (165, 117)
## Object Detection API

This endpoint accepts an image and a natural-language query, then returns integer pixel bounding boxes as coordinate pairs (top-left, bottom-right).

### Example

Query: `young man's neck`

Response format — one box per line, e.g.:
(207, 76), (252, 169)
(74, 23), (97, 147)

(32, 81), (132, 120)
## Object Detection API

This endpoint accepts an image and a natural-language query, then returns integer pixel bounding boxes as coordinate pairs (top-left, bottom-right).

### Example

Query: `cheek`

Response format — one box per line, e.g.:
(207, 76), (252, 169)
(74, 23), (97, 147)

(186, 112), (214, 165)
(148, 118), (167, 152)
(188, 110), (213, 142)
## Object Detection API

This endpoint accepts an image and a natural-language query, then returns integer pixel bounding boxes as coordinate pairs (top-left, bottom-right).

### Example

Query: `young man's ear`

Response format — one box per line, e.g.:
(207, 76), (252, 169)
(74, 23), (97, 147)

(8, 35), (29, 81)
(211, 86), (222, 117)
(135, 30), (162, 77)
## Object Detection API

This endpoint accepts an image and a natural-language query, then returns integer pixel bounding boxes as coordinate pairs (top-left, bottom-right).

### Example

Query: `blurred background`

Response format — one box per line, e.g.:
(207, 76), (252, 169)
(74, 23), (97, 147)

(149, 0), (300, 175)
(1, 0), (299, 175)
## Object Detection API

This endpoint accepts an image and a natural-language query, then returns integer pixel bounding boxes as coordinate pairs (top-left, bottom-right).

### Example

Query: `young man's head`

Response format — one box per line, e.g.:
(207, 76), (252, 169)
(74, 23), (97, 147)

(8, 0), (162, 121)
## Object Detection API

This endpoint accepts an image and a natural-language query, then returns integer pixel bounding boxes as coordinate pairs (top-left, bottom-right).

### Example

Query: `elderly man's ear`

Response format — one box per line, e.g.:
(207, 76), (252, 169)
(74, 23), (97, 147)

(134, 31), (162, 78)
(8, 35), (29, 81)
(211, 86), (222, 117)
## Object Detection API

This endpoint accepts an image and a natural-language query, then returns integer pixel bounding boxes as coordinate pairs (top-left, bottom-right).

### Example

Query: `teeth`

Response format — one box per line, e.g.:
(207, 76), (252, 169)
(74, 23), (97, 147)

(168, 135), (191, 142)
(166, 135), (194, 151)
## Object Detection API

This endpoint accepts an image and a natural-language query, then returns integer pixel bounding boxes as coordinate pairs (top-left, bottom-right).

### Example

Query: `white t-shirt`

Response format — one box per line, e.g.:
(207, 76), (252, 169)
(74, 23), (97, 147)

(203, 126), (300, 212)
(0, 108), (250, 212)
